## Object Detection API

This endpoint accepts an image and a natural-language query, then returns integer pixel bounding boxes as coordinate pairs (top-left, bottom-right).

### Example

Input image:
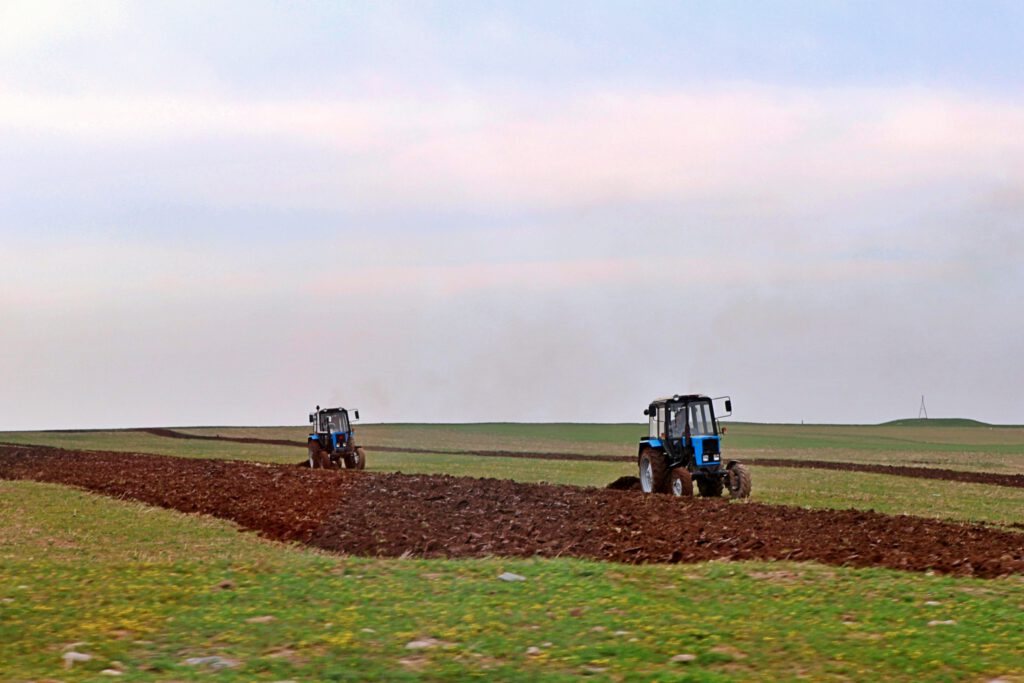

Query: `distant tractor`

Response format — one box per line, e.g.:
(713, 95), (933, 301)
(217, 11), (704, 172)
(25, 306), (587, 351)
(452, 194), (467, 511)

(638, 394), (750, 498)
(308, 405), (365, 470)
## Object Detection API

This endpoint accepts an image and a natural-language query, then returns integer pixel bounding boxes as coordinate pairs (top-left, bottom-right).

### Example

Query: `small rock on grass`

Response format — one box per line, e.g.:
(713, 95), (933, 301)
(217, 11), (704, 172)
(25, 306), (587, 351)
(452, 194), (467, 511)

(100, 669), (123, 676)
(62, 651), (92, 669)
(498, 572), (526, 582)
(399, 656), (429, 670)
(245, 615), (276, 624)
(671, 653), (697, 663)
(183, 655), (240, 669)
(405, 638), (449, 650)
(526, 646), (541, 656)
(927, 620), (956, 626)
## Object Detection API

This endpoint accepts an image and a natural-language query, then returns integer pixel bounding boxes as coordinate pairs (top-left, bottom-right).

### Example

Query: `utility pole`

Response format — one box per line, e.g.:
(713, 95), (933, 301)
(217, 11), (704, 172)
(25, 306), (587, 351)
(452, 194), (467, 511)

(918, 395), (928, 419)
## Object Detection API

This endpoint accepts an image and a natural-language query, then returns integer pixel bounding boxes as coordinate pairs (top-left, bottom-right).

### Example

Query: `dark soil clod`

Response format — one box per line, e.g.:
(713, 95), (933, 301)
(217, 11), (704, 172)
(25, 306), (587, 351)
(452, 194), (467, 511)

(606, 475), (641, 491)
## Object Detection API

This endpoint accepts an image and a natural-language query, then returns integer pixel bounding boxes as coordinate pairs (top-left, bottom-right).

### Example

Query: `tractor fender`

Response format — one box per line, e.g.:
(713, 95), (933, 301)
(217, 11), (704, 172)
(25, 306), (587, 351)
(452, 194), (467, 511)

(637, 439), (664, 459)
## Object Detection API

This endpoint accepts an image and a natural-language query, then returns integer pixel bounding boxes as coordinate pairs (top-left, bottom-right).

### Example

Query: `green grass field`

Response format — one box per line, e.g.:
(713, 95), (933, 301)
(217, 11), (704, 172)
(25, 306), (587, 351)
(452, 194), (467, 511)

(2, 422), (1023, 680)
(3, 480), (1023, 682)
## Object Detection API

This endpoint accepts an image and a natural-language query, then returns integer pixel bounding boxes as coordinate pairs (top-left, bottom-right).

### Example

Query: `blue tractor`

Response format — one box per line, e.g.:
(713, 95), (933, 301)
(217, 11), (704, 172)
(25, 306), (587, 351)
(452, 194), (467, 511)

(638, 394), (750, 498)
(307, 405), (365, 470)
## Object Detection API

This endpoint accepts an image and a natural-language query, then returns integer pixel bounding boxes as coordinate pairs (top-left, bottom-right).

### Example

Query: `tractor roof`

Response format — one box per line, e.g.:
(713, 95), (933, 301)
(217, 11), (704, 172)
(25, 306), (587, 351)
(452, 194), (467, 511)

(649, 394), (709, 405)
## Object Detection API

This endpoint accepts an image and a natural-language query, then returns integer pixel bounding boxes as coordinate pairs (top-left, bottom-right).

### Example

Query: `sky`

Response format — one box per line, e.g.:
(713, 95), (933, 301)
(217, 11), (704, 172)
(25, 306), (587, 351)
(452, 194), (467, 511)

(1, 1), (1023, 429)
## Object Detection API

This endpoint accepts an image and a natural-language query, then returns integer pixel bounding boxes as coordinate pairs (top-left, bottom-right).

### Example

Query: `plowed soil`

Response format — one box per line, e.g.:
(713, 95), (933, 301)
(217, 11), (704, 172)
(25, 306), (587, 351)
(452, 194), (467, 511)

(136, 428), (1024, 488)
(2, 445), (1022, 578)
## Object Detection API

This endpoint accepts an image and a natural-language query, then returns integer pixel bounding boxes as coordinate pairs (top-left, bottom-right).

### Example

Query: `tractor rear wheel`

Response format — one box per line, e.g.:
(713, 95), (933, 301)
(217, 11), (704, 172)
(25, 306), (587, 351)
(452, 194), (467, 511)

(307, 441), (323, 469)
(696, 475), (724, 497)
(669, 468), (693, 497)
(638, 448), (669, 494)
(727, 462), (752, 498)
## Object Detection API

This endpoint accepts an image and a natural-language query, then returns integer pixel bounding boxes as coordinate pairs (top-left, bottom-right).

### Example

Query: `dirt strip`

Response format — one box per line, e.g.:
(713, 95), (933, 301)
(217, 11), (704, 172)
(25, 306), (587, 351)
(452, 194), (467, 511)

(137, 428), (1024, 488)
(137, 428), (627, 461)
(747, 458), (1024, 488)
(139, 427), (308, 448)
(1, 445), (1022, 578)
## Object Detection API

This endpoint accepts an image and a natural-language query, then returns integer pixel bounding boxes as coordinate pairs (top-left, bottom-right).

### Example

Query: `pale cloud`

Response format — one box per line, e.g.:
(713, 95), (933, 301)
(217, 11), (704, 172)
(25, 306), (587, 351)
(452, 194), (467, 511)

(0, 0), (129, 54)
(3, 85), (1022, 213)
(306, 252), (954, 300)
(2, 3), (1023, 427)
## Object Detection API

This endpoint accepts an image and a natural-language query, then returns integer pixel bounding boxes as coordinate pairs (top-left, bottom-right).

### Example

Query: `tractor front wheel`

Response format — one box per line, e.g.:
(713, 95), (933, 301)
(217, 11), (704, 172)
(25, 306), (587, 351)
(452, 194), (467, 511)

(638, 448), (669, 494)
(344, 447), (367, 470)
(727, 462), (752, 498)
(669, 468), (693, 497)
(696, 474), (724, 497)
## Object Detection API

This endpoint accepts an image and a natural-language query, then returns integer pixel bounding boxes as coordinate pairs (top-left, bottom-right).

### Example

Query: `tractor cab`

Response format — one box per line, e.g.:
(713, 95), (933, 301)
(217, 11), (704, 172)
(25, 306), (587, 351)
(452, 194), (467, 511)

(307, 406), (365, 469)
(313, 408), (352, 437)
(644, 395), (728, 469)
(638, 393), (750, 498)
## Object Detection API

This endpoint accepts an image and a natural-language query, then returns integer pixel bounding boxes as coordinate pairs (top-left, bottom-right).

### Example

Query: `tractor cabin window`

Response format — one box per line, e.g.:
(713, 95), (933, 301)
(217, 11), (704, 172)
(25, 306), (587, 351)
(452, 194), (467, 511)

(322, 412), (349, 433)
(689, 402), (715, 436)
(669, 407), (687, 439)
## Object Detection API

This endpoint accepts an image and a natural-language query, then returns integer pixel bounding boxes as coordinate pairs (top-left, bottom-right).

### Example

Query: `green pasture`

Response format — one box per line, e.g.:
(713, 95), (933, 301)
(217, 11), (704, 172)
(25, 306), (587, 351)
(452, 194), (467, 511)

(8, 419), (1024, 469)
(177, 419), (1024, 454)
(2, 480), (1023, 682)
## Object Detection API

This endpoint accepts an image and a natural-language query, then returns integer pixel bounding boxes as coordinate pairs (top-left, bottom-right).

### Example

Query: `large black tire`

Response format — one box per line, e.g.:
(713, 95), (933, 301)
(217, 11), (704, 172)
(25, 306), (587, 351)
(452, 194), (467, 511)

(344, 447), (367, 470)
(307, 440), (324, 469)
(696, 474), (724, 497)
(638, 448), (669, 494)
(668, 468), (693, 497)
(727, 462), (752, 499)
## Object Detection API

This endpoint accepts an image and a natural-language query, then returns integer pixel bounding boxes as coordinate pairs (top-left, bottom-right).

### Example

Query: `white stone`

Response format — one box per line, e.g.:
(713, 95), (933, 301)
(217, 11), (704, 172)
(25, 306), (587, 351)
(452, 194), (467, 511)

(183, 655), (239, 669)
(498, 572), (526, 582)
(405, 638), (442, 650)
(671, 653), (697, 663)
(63, 651), (93, 669)
(245, 615), (275, 624)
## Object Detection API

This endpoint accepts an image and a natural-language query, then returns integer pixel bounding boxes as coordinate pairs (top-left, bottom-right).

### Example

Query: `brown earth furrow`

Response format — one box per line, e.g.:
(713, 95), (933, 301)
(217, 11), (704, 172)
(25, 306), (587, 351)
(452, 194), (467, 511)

(1, 444), (1022, 578)
(0, 444), (351, 542)
(136, 428), (1024, 488)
